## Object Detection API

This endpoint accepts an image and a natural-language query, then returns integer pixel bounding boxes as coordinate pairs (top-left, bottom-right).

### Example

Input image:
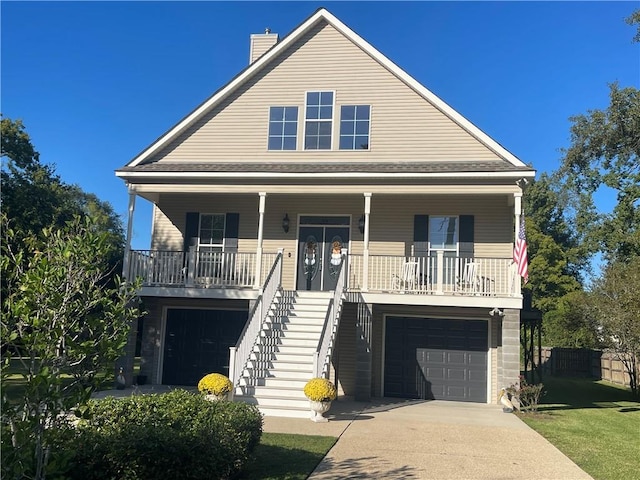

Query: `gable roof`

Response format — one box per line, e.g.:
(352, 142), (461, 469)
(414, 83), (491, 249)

(123, 8), (533, 173)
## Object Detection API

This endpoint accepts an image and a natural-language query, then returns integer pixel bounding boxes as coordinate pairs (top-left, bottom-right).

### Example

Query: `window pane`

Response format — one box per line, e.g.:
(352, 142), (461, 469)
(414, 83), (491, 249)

(284, 122), (297, 135)
(307, 91), (319, 105)
(355, 136), (369, 149)
(305, 136), (316, 149)
(269, 107), (284, 121)
(318, 136), (331, 149)
(268, 137), (282, 150)
(283, 137), (296, 150)
(306, 106), (319, 120)
(340, 120), (354, 135)
(339, 135), (353, 149)
(284, 107), (298, 121)
(429, 216), (458, 250)
(319, 106), (332, 119)
(269, 122), (283, 136)
(341, 105), (355, 121)
(319, 122), (332, 135)
(356, 105), (370, 120)
(320, 91), (333, 104)
(355, 120), (369, 135)
(306, 121), (320, 135)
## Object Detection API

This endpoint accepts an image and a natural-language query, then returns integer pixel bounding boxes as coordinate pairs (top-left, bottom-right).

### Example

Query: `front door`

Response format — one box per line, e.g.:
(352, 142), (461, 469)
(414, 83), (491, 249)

(297, 217), (350, 291)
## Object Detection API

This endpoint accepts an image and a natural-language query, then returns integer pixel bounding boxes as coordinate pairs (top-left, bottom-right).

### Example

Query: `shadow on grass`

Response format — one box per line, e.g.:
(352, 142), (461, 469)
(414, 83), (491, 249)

(239, 435), (337, 480)
(535, 376), (639, 412)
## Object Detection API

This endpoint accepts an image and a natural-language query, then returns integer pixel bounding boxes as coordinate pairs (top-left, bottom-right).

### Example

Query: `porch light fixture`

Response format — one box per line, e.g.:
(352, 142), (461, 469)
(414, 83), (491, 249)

(282, 213), (290, 233)
(358, 215), (365, 234)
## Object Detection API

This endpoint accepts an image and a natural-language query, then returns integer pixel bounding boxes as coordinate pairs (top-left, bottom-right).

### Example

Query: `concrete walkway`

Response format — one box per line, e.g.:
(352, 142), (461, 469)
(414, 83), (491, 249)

(263, 397), (594, 480)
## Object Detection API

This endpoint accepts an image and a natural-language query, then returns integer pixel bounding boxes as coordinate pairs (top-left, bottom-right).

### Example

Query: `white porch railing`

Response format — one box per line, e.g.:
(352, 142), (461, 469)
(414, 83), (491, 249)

(348, 254), (518, 296)
(228, 250), (284, 391)
(313, 253), (348, 379)
(127, 250), (278, 288)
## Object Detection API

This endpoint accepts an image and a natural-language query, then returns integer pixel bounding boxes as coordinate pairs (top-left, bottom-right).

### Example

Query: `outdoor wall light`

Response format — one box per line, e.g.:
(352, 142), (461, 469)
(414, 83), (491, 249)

(282, 213), (290, 233)
(358, 215), (366, 234)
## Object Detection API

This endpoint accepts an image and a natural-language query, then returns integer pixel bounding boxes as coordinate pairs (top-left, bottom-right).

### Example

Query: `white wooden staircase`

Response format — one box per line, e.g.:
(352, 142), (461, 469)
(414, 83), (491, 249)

(234, 290), (332, 418)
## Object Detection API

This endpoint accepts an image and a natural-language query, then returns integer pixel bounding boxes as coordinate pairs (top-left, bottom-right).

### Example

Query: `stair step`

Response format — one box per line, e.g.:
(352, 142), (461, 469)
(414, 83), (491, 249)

(254, 385), (308, 398)
(266, 368), (314, 379)
(239, 394), (309, 409)
(271, 345), (316, 355)
(270, 352), (315, 363)
(269, 359), (314, 371)
(263, 377), (308, 388)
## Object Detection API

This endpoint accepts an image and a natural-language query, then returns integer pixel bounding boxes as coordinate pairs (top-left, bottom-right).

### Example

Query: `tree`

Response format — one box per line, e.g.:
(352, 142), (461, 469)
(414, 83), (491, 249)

(588, 257), (640, 397)
(1, 117), (124, 265)
(523, 175), (591, 346)
(1, 215), (141, 479)
(626, 9), (640, 43)
(1, 117), (125, 301)
(555, 83), (640, 263)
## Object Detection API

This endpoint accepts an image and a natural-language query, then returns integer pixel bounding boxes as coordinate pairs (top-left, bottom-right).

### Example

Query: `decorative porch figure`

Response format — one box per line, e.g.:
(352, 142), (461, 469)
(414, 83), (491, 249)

(116, 366), (126, 390)
(304, 240), (317, 266)
(330, 240), (342, 266)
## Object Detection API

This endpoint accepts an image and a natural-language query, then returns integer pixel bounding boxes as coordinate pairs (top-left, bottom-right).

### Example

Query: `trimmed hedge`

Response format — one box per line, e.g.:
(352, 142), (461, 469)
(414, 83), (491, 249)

(63, 390), (263, 480)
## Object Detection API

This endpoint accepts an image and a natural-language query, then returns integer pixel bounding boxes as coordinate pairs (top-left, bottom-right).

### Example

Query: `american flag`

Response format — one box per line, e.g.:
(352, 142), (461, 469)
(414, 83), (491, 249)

(513, 216), (529, 284)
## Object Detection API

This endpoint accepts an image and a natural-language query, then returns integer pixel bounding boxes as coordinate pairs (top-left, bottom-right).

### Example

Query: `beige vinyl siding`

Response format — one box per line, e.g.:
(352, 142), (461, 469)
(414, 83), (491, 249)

(250, 33), (279, 63)
(334, 302), (358, 396)
(148, 21), (502, 164)
(151, 194), (261, 251)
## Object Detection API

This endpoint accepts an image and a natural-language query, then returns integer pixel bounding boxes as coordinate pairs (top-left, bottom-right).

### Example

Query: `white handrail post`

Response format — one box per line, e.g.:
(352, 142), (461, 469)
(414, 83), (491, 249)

(187, 245), (196, 287)
(436, 250), (444, 295)
(255, 192), (266, 288)
(362, 193), (371, 292)
(228, 346), (236, 398)
(122, 187), (136, 279)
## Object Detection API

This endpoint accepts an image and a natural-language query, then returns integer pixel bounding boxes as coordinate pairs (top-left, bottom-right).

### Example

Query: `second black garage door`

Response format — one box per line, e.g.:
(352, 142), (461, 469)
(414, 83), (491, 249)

(384, 317), (487, 402)
(162, 308), (247, 386)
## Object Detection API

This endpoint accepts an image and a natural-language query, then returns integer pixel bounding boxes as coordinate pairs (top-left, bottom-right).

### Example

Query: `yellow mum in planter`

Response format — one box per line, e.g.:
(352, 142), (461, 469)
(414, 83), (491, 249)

(198, 373), (233, 396)
(303, 378), (337, 402)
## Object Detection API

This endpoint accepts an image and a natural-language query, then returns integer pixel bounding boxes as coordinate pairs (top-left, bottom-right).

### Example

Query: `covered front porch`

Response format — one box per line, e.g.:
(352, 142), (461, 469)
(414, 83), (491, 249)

(125, 249), (519, 299)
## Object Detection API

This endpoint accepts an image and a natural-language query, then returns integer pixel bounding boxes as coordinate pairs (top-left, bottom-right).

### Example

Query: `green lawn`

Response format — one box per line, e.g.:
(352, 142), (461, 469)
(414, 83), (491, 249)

(519, 376), (640, 480)
(240, 433), (337, 480)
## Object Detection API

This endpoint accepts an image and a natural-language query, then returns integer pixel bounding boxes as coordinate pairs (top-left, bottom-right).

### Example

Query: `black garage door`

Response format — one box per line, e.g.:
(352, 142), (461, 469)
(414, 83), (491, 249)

(384, 317), (487, 402)
(162, 309), (247, 386)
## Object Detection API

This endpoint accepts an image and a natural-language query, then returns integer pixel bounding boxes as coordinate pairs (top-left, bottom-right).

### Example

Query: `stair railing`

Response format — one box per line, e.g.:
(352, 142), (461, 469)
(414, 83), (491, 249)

(229, 249), (283, 393)
(313, 251), (348, 379)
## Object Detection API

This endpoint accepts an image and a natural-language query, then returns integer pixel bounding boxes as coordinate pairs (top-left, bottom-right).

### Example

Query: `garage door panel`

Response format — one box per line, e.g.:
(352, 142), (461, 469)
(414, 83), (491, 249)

(385, 317), (488, 403)
(162, 309), (247, 386)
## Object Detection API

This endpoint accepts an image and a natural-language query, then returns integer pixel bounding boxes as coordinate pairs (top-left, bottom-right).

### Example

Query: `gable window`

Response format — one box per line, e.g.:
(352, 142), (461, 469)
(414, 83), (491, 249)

(199, 214), (225, 252)
(304, 91), (334, 150)
(339, 105), (370, 150)
(268, 106), (298, 150)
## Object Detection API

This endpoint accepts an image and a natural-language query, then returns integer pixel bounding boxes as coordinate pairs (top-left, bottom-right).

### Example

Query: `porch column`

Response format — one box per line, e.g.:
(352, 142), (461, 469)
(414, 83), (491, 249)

(255, 192), (267, 288)
(362, 193), (372, 291)
(513, 192), (522, 294)
(122, 186), (136, 279)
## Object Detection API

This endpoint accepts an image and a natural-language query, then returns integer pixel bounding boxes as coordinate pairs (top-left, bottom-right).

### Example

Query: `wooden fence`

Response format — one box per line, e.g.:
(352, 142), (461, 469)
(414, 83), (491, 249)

(539, 347), (637, 388)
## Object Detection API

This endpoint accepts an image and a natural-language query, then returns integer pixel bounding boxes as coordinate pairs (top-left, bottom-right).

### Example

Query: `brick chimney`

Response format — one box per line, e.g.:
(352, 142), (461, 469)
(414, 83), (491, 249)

(250, 28), (279, 64)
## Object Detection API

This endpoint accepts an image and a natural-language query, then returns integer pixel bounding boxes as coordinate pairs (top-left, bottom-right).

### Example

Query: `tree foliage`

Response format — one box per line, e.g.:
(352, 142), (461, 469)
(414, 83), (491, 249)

(1, 215), (141, 479)
(0, 117), (124, 269)
(626, 9), (640, 43)
(555, 83), (640, 262)
(588, 257), (640, 397)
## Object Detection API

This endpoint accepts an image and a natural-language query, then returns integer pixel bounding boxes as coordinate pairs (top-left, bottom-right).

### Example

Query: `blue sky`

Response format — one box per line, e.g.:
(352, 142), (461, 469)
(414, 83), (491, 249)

(2, 1), (638, 249)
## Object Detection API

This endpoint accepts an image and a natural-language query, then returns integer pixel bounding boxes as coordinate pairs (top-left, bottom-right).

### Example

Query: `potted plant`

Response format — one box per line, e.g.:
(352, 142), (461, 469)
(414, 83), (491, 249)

(198, 373), (233, 401)
(303, 377), (337, 422)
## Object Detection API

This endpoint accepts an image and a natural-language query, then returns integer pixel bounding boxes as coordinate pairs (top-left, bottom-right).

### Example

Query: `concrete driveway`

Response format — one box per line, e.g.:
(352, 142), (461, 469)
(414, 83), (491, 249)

(262, 397), (593, 480)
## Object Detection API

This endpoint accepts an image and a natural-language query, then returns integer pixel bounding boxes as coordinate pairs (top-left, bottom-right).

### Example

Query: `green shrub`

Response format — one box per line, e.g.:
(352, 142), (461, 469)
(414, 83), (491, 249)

(61, 389), (262, 480)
